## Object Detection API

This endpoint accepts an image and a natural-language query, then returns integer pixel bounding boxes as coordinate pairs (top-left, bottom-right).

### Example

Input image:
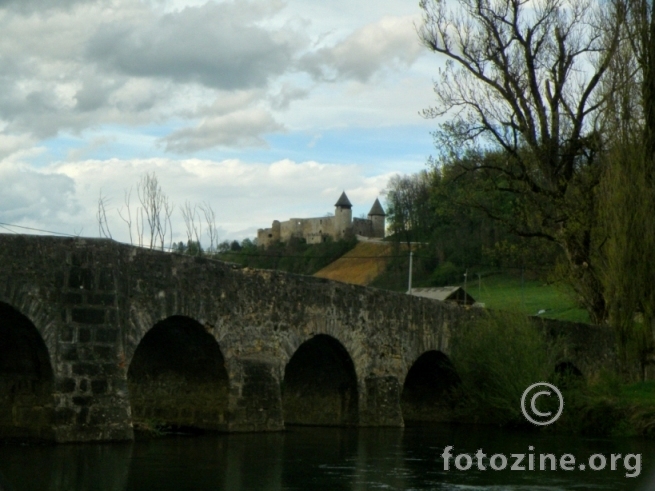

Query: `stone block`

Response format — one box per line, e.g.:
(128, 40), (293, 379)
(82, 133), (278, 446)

(88, 293), (115, 307)
(59, 325), (74, 342)
(78, 328), (92, 343)
(56, 378), (76, 394)
(54, 407), (76, 425)
(69, 267), (94, 290)
(76, 407), (89, 424)
(93, 346), (115, 361)
(61, 345), (79, 362)
(364, 376), (402, 427)
(95, 328), (118, 343)
(64, 292), (83, 305)
(71, 251), (90, 267)
(72, 363), (101, 377)
(72, 308), (105, 325)
(98, 269), (115, 291)
(72, 396), (94, 407)
(107, 309), (118, 325)
(91, 379), (108, 394)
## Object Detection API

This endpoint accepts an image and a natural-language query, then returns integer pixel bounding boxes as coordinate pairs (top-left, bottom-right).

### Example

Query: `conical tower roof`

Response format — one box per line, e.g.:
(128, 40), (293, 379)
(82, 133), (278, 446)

(368, 198), (386, 216)
(334, 191), (352, 209)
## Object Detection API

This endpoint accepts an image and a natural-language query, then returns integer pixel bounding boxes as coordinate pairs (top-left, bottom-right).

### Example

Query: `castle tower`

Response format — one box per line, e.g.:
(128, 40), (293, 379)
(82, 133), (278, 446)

(334, 191), (353, 238)
(367, 198), (386, 238)
(271, 220), (281, 242)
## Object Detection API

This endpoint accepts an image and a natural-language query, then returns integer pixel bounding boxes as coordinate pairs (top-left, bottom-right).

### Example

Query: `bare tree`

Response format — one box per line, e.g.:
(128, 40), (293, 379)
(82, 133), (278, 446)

(136, 172), (173, 250)
(162, 198), (175, 251)
(136, 207), (145, 248)
(97, 192), (112, 239)
(199, 202), (219, 253)
(181, 200), (202, 249)
(117, 188), (134, 245)
(419, 0), (625, 323)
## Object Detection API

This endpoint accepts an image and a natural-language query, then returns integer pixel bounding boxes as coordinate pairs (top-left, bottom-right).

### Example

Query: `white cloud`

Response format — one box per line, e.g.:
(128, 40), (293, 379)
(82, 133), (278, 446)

(0, 162), (80, 229)
(21, 157), (388, 244)
(302, 16), (423, 82)
(0, 0), (435, 153)
(0, 0), (305, 142)
(86, 1), (302, 90)
(0, 0), (435, 243)
(161, 108), (285, 152)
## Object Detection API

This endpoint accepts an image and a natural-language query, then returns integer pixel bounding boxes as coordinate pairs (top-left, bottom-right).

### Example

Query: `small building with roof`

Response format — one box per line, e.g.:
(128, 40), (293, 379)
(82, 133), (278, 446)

(409, 286), (477, 306)
(257, 192), (386, 246)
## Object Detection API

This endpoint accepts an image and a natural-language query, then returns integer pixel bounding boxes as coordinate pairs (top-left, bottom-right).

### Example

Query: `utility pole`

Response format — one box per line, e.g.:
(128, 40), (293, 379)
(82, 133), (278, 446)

(476, 272), (481, 301)
(463, 269), (468, 306)
(407, 251), (413, 294)
(521, 266), (525, 308)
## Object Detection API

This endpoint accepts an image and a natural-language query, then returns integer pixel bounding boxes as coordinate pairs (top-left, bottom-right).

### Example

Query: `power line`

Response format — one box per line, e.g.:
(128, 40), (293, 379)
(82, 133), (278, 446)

(0, 221), (78, 237)
(215, 250), (446, 259)
(0, 220), (553, 271)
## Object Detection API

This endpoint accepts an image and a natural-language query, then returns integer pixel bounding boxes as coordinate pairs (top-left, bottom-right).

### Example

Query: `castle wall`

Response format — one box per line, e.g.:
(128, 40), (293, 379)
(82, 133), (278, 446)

(258, 194), (383, 246)
(335, 207), (352, 238)
(279, 217), (338, 244)
(370, 215), (385, 238)
(257, 221), (281, 247)
(300, 217), (337, 244)
(279, 219), (302, 242)
(352, 218), (373, 237)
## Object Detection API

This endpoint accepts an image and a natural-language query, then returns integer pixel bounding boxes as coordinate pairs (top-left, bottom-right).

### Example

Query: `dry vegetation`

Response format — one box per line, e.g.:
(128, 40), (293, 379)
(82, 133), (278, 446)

(313, 242), (398, 286)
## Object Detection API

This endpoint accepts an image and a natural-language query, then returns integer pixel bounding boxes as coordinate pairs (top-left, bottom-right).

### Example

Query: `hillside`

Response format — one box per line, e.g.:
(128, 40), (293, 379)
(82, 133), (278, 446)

(313, 241), (394, 286)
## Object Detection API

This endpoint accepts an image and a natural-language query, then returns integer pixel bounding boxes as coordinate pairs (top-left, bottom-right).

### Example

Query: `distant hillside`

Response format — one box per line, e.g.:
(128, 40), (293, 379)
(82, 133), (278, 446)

(313, 241), (394, 286)
(217, 237), (358, 276)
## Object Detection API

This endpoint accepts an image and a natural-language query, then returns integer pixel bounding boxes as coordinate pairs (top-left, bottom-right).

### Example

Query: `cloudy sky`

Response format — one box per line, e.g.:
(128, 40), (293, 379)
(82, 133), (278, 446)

(0, 0), (440, 246)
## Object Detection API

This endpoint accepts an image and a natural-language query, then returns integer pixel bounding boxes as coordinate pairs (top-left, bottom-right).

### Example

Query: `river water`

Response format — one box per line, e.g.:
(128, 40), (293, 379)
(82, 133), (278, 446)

(0, 425), (653, 490)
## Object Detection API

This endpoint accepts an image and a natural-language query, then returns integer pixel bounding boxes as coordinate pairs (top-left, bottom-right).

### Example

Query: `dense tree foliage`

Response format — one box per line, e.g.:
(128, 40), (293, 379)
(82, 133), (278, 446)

(418, 0), (624, 324)
(217, 236), (358, 276)
(410, 0), (655, 375)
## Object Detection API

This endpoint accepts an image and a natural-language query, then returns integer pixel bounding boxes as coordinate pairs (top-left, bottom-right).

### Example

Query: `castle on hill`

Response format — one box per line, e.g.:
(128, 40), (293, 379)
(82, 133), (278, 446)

(257, 192), (386, 246)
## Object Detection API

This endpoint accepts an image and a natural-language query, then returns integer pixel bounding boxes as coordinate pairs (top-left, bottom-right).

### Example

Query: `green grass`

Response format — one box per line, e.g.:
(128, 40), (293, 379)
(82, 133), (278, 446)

(620, 381), (655, 405)
(465, 273), (590, 324)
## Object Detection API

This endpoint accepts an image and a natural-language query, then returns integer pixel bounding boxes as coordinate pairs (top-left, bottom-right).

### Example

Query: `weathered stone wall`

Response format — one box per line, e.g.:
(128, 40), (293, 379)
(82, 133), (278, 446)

(258, 203), (383, 246)
(0, 235), (618, 442)
(0, 303), (54, 440)
(127, 316), (229, 431)
(0, 236), (132, 442)
(369, 214), (385, 238)
(352, 218), (373, 237)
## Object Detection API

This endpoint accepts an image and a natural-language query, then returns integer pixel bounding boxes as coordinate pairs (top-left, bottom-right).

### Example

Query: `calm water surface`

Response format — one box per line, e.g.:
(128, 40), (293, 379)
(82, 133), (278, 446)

(1, 425), (654, 490)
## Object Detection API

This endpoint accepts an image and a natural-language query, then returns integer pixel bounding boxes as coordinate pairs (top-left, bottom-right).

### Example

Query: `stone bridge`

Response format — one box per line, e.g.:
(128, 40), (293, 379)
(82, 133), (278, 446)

(0, 235), (615, 442)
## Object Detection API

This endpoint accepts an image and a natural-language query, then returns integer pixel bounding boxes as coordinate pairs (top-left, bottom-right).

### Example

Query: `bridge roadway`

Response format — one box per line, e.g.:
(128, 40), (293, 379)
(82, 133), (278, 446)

(0, 235), (614, 442)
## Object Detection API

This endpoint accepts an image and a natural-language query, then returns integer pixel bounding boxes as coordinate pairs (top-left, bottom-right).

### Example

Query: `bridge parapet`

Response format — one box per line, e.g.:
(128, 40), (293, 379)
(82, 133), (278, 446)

(0, 235), (616, 442)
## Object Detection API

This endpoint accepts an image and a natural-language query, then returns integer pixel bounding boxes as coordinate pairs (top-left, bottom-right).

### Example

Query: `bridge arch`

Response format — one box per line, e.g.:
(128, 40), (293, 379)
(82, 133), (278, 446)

(127, 315), (229, 432)
(282, 334), (358, 426)
(401, 350), (460, 424)
(0, 301), (55, 440)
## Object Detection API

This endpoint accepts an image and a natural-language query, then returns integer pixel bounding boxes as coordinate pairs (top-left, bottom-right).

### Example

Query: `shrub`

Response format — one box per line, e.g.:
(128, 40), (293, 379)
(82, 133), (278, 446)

(430, 261), (462, 286)
(450, 311), (560, 426)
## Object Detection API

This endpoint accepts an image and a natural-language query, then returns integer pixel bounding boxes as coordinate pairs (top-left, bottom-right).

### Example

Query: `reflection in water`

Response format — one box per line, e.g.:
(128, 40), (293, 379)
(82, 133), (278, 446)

(0, 443), (132, 491)
(0, 425), (653, 490)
